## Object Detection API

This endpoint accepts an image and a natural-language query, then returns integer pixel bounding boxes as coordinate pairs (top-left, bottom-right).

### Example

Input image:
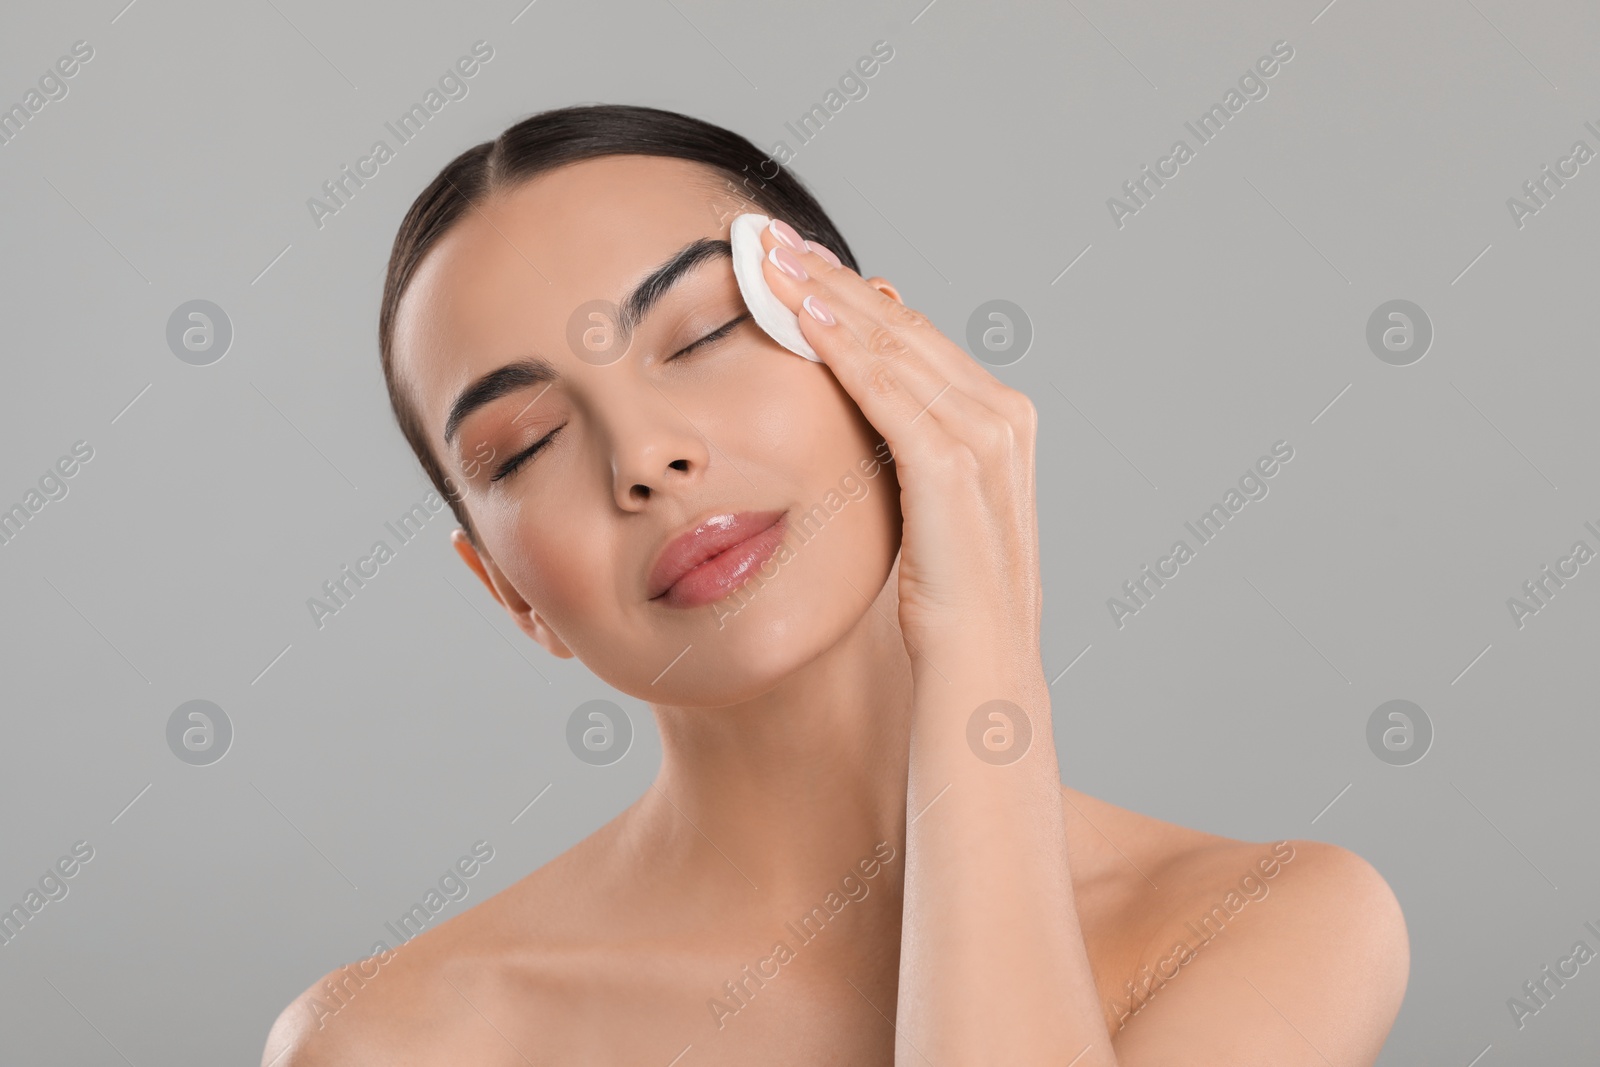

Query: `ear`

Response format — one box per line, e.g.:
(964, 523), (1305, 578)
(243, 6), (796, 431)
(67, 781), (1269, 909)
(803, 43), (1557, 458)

(450, 529), (576, 660)
(864, 277), (904, 304)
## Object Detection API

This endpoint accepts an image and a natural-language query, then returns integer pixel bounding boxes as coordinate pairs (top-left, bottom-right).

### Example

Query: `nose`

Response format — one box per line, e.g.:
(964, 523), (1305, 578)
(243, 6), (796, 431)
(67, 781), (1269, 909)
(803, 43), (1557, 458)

(604, 381), (712, 511)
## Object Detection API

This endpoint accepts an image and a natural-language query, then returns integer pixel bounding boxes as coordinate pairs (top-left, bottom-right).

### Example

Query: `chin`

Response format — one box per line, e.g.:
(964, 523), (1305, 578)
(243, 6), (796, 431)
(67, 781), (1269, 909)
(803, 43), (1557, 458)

(594, 571), (863, 707)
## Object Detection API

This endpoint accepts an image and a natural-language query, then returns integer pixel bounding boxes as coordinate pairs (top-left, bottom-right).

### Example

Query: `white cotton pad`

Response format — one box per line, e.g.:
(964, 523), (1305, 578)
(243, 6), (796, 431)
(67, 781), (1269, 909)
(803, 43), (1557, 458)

(729, 212), (821, 362)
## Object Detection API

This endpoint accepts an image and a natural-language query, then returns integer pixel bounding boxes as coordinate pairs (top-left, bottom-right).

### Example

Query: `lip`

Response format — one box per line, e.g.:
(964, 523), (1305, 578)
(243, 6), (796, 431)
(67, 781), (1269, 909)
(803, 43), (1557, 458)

(647, 509), (788, 608)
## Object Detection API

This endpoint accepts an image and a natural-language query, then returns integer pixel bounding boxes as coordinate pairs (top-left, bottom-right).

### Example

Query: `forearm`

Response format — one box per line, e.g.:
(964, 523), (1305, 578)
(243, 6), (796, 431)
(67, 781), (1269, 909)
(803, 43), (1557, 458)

(895, 634), (1118, 1066)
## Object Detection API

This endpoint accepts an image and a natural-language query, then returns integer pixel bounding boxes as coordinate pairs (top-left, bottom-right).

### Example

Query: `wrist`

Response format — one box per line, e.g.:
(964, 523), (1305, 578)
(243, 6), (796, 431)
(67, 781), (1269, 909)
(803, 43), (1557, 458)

(909, 649), (1054, 753)
(908, 633), (1049, 696)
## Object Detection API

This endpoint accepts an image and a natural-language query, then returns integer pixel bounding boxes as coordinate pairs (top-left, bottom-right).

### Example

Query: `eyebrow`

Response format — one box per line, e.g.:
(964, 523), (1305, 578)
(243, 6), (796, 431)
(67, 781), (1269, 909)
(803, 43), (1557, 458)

(442, 237), (731, 446)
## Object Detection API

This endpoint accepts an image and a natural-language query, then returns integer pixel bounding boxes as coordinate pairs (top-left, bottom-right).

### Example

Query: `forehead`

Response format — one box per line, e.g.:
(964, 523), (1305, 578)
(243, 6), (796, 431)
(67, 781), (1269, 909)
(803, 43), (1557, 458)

(391, 154), (748, 442)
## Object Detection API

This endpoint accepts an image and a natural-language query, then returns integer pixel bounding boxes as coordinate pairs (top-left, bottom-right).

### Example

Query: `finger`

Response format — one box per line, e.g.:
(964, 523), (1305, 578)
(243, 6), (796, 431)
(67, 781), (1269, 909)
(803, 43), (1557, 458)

(785, 252), (1037, 457)
(760, 219), (1015, 409)
(796, 286), (1034, 474)
(758, 238), (968, 450)
(764, 265), (1017, 474)
(761, 233), (1033, 466)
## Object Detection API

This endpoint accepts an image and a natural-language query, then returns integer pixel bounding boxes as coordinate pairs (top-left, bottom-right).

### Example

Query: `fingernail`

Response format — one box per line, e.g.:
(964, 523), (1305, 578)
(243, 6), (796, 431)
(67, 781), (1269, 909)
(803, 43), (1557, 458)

(769, 218), (807, 252)
(802, 295), (834, 325)
(769, 245), (808, 281)
(805, 240), (842, 269)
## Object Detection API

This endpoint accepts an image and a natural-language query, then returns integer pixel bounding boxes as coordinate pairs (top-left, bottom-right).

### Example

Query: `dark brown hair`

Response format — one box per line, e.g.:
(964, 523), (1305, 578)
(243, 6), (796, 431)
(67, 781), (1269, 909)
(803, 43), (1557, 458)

(378, 103), (860, 545)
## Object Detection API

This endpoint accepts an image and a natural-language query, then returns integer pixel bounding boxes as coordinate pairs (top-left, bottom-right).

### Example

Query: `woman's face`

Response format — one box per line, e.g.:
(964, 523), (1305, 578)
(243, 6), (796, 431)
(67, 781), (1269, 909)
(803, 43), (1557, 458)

(392, 154), (903, 705)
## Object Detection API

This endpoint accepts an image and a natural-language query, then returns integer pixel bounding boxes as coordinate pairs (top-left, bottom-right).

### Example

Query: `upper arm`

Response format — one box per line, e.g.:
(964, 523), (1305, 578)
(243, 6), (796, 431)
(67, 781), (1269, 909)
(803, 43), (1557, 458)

(1110, 840), (1409, 1067)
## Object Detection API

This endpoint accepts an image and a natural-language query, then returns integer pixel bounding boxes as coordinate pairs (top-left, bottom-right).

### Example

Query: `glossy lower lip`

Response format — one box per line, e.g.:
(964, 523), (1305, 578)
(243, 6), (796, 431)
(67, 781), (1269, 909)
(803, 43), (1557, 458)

(653, 511), (788, 609)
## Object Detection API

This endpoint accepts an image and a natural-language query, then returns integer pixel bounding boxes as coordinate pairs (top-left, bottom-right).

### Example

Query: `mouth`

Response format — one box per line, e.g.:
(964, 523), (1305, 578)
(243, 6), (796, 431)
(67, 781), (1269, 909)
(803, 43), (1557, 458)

(647, 509), (789, 609)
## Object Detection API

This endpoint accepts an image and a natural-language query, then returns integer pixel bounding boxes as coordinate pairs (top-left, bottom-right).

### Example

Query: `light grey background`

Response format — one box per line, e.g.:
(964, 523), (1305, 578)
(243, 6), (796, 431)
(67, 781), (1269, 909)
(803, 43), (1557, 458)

(1, 0), (1596, 1062)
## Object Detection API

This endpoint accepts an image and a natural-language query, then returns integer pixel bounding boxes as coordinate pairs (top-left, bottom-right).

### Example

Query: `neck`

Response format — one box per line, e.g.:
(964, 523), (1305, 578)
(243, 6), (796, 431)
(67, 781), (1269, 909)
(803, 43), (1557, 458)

(644, 561), (914, 911)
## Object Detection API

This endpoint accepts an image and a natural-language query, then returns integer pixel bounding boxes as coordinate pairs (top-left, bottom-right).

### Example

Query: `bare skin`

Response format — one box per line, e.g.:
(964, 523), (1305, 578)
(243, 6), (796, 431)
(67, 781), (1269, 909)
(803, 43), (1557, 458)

(263, 155), (1408, 1065)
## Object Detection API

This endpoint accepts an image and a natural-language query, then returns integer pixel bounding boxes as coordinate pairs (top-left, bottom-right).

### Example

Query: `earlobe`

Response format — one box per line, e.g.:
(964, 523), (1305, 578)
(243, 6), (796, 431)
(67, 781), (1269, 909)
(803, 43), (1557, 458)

(449, 529), (576, 660)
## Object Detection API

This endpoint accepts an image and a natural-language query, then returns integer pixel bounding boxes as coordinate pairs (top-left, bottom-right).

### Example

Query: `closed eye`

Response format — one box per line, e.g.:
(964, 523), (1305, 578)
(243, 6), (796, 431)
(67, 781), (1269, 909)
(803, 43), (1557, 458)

(490, 314), (752, 483)
(670, 313), (749, 361)
(490, 426), (560, 483)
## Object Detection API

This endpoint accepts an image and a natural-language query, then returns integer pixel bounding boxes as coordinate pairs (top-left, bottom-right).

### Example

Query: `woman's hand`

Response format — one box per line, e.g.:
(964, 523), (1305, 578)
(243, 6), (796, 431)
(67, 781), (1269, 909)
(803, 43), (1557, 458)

(757, 217), (1118, 1066)
(755, 219), (1044, 674)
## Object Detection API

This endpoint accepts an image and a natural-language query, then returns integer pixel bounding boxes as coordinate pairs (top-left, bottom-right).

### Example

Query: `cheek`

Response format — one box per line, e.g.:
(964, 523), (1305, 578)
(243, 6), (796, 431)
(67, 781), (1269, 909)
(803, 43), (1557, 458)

(724, 356), (867, 460)
(741, 384), (814, 458)
(732, 361), (896, 536)
(490, 498), (618, 631)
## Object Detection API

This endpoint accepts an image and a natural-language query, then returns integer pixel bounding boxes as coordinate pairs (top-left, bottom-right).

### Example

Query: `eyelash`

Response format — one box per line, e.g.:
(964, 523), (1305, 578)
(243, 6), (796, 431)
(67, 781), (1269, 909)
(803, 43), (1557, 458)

(670, 313), (747, 361)
(490, 314), (748, 483)
(490, 427), (558, 483)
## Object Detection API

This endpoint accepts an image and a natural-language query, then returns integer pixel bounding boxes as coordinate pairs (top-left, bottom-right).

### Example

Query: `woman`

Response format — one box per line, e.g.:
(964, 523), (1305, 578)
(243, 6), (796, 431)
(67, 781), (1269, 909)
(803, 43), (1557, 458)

(263, 104), (1408, 1065)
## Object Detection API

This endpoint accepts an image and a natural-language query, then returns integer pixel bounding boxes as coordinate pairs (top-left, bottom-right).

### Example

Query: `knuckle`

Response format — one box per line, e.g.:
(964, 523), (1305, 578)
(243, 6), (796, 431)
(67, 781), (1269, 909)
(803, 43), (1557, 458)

(885, 300), (931, 331)
(864, 325), (911, 362)
(866, 359), (900, 399)
(995, 387), (1037, 434)
(1012, 392), (1039, 435)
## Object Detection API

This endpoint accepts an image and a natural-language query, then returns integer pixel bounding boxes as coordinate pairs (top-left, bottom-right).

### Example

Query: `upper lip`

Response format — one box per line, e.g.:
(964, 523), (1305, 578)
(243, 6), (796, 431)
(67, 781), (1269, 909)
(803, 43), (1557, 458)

(646, 508), (787, 600)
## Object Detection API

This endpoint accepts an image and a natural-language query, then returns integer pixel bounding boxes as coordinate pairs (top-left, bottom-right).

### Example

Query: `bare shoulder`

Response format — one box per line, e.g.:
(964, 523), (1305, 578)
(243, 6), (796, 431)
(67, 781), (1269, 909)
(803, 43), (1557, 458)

(1061, 786), (1410, 1065)
(260, 814), (642, 1066)
(258, 925), (505, 1067)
